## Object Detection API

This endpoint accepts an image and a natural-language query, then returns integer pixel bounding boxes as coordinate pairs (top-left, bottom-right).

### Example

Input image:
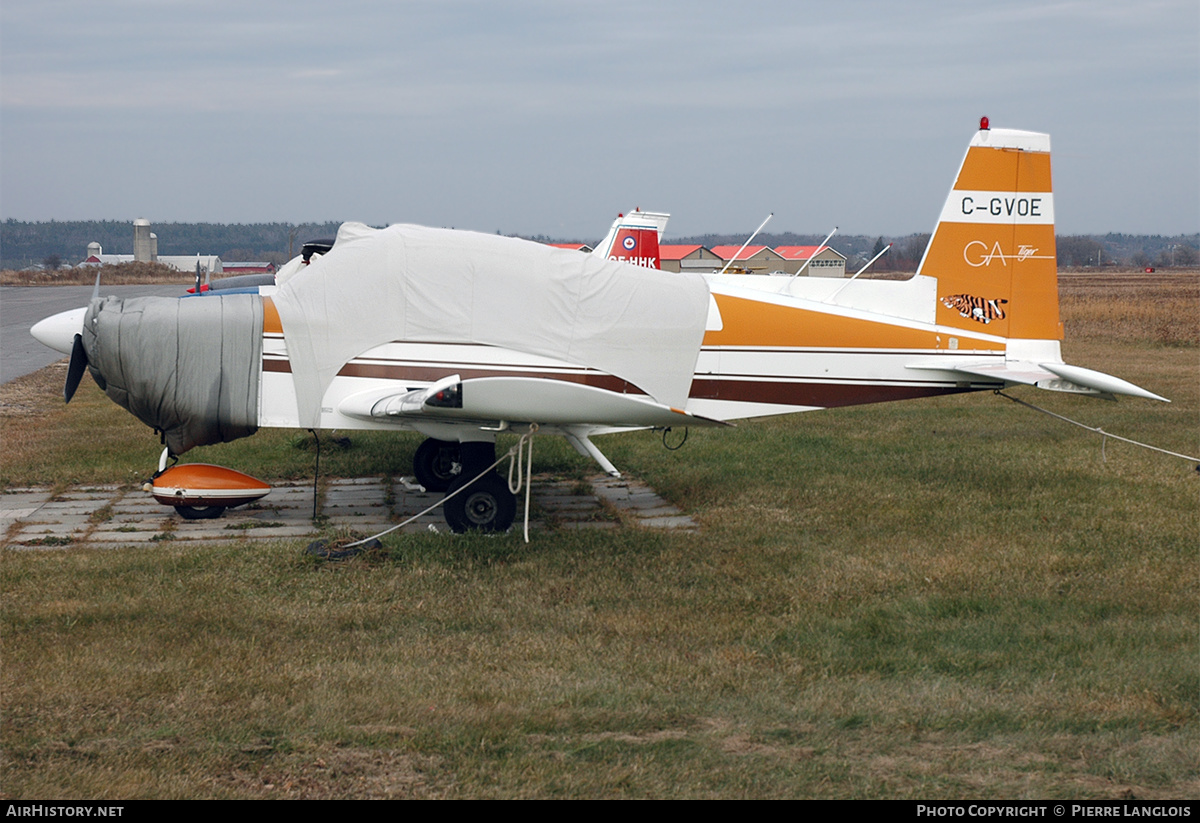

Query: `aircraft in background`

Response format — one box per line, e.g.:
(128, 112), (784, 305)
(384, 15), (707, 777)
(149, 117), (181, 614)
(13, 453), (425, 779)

(31, 119), (1166, 533)
(189, 238), (333, 294)
(589, 208), (669, 269)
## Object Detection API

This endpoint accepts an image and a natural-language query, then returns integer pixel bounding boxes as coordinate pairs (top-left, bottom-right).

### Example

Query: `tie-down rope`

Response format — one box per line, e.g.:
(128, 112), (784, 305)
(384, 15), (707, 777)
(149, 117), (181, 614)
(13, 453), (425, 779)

(995, 391), (1198, 465)
(335, 425), (540, 549)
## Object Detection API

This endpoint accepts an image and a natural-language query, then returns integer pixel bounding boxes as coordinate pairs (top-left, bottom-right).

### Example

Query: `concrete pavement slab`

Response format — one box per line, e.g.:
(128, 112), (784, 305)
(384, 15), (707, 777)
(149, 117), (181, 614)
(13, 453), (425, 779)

(3, 472), (698, 547)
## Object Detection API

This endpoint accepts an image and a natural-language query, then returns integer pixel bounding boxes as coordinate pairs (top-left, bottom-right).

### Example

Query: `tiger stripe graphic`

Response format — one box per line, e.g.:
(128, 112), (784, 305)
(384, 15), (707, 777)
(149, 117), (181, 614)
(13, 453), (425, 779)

(940, 293), (1008, 324)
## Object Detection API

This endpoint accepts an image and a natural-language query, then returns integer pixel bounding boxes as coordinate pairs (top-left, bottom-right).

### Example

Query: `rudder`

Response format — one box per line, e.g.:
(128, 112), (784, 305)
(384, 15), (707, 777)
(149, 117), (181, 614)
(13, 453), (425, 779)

(917, 121), (1061, 341)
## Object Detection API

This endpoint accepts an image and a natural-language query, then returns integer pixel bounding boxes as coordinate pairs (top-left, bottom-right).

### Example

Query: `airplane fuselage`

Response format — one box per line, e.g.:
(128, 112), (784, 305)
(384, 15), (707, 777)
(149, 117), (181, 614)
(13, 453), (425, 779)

(256, 271), (1029, 439)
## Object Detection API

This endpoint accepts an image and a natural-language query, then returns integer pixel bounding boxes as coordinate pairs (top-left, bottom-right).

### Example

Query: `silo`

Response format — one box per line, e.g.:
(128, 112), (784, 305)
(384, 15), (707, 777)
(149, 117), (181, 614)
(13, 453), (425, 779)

(150, 233), (158, 262)
(133, 219), (152, 262)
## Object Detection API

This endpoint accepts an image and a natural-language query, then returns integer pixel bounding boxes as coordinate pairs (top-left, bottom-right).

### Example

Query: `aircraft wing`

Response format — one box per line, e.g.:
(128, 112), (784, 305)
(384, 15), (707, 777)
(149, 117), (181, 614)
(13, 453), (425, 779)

(907, 360), (1168, 402)
(338, 375), (732, 429)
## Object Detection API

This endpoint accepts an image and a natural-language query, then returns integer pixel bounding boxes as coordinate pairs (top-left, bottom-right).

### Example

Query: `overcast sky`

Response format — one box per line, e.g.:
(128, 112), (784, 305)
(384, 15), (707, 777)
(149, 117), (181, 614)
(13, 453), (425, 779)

(2, 0), (1197, 239)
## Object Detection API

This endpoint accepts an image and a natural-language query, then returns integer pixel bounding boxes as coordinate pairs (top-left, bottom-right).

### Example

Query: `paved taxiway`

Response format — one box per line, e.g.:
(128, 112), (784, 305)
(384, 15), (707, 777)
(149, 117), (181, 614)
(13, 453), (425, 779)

(2, 474), (697, 547)
(1, 285), (185, 383)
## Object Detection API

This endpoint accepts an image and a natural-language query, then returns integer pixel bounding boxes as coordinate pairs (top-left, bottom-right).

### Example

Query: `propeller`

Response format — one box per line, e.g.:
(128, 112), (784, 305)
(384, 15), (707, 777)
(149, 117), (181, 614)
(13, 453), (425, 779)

(64, 334), (88, 403)
(64, 272), (102, 403)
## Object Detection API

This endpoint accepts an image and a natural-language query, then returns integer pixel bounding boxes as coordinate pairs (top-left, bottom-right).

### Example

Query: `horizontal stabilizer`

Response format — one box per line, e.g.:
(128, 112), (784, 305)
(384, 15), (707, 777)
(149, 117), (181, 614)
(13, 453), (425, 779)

(1040, 362), (1168, 403)
(908, 360), (1168, 402)
(339, 376), (733, 428)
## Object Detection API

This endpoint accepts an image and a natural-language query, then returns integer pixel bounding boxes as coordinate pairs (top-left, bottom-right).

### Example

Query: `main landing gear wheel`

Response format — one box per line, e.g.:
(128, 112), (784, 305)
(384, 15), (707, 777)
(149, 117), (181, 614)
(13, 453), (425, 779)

(443, 473), (516, 534)
(413, 438), (462, 492)
(175, 505), (226, 520)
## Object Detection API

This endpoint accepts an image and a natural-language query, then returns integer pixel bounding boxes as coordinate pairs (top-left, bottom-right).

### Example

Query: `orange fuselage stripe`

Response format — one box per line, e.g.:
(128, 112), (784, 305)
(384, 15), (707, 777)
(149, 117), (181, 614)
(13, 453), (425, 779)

(702, 293), (1003, 351)
(262, 297), (283, 334)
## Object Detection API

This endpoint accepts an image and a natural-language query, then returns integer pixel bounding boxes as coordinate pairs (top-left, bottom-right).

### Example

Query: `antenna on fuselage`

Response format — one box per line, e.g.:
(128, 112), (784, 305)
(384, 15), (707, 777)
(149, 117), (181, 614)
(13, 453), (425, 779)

(852, 243), (892, 279)
(827, 243), (892, 302)
(791, 226), (838, 277)
(718, 212), (773, 275)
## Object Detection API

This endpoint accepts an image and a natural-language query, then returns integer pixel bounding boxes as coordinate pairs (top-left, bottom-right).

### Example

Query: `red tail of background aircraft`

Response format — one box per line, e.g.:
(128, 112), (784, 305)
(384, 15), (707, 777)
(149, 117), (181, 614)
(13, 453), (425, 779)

(591, 207), (669, 269)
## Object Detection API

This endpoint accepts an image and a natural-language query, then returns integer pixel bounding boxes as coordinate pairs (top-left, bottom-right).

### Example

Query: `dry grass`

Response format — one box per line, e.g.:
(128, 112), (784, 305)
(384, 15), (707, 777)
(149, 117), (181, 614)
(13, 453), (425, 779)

(1, 271), (1196, 798)
(1, 363), (172, 490)
(0, 263), (191, 287)
(0, 363), (65, 419)
(1059, 271), (1199, 347)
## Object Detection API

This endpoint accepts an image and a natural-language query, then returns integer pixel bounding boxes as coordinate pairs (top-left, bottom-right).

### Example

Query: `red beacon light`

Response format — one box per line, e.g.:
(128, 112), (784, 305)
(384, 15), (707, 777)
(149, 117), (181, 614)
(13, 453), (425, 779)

(980, 116), (990, 131)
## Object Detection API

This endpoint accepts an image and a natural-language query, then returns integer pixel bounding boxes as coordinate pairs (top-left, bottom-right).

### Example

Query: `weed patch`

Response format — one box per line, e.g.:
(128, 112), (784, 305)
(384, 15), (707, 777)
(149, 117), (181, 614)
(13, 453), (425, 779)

(21, 535), (73, 546)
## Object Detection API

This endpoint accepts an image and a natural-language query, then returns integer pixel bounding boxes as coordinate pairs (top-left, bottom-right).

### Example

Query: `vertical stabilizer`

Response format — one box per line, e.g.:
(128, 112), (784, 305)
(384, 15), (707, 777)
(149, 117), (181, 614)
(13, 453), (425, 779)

(592, 208), (669, 269)
(917, 122), (1060, 340)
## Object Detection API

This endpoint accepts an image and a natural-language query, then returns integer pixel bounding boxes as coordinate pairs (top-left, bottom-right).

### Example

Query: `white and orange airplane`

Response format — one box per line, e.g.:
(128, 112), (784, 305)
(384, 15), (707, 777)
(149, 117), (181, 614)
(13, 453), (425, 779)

(31, 118), (1165, 532)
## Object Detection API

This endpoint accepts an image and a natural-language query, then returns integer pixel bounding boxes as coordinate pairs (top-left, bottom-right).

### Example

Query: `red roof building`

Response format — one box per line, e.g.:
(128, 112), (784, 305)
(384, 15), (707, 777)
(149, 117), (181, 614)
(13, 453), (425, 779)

(223, 261), (276, 274)
(658, 244), (722, 273)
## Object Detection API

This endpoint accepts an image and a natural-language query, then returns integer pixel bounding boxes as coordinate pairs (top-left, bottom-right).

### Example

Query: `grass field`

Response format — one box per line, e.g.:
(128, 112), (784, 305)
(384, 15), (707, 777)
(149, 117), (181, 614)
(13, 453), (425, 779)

(1, 273), (1196, 798)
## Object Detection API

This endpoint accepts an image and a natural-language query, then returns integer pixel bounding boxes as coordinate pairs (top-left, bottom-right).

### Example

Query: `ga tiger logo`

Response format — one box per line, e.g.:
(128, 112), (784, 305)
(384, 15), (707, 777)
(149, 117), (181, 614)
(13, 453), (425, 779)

(940, 293), (1008, 325)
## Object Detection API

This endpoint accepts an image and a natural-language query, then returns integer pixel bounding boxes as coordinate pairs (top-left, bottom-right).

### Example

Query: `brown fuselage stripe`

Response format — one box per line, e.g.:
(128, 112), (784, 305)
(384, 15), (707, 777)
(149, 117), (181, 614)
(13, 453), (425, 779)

(261, 359), (987, 408)
(691, 380), (975, 408)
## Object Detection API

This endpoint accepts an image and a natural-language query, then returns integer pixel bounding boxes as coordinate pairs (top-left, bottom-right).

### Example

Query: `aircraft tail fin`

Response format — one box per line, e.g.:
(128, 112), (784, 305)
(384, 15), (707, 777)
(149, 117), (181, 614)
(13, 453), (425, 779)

(911, 119), (1165, 401)
(917, 119), (1060, 341)
(592, 208), (669, 269)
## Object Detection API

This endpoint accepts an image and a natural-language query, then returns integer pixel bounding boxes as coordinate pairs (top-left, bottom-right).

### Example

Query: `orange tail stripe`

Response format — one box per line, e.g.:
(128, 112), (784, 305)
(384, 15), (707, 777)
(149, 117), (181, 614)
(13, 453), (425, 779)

(953, 146), (1052, 192)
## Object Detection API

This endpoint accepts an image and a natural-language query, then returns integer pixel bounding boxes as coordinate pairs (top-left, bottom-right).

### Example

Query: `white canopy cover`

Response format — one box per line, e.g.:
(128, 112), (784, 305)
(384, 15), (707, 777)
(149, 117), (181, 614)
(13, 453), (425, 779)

(271, 223), (712, 427)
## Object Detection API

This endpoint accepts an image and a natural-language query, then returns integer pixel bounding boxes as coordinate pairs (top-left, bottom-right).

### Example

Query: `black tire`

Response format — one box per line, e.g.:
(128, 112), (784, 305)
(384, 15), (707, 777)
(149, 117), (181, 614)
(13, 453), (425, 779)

(443, 473), (516, 534)
(175, 505), (226, 520)
(413, 438), (462, 492)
